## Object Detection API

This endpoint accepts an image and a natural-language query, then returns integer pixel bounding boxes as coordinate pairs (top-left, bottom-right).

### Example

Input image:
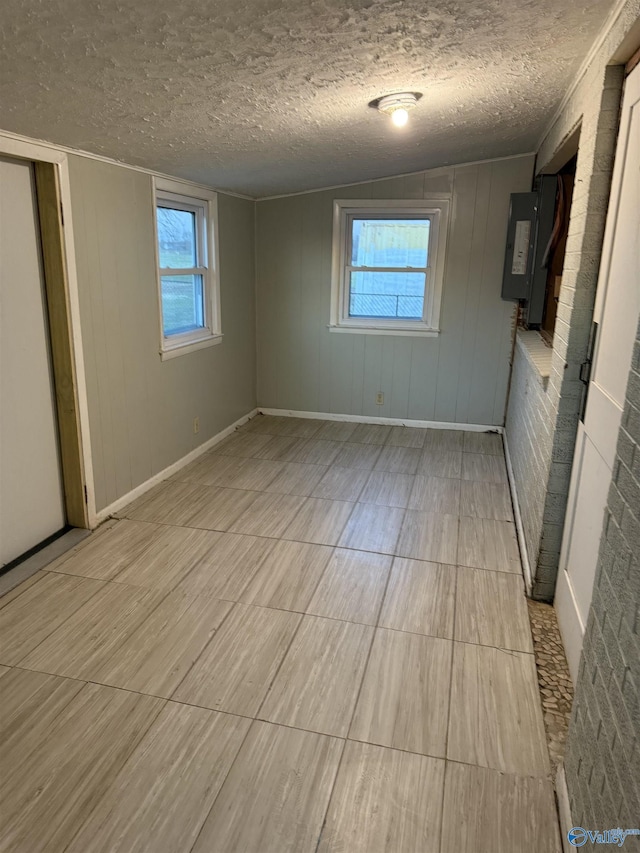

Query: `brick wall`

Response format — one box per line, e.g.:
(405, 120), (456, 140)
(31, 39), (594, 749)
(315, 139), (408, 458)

(505, 36), (632, 599)
(505, 338), (554, 578)
(564, 317), (640, 837)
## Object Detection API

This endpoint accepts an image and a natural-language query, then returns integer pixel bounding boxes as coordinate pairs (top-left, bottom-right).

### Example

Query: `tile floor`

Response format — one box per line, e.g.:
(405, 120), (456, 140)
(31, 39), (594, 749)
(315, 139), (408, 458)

(0, 415), (562, 852)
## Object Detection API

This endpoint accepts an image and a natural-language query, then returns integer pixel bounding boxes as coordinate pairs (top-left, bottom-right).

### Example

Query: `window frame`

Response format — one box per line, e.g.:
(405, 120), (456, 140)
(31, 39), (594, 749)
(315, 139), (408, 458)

(330, 198), (450, 336)
(153, 177), (222, 360)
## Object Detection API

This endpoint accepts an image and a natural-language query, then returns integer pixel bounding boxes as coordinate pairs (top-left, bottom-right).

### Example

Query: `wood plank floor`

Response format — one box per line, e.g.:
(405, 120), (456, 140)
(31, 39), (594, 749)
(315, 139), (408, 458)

(0, 415), (561, 853)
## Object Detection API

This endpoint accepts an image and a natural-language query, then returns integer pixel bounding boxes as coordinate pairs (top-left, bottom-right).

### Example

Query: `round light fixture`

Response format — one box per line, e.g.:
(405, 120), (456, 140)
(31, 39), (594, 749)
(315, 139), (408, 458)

(371, 92), (421, 127)
(391, 108), (409, 127)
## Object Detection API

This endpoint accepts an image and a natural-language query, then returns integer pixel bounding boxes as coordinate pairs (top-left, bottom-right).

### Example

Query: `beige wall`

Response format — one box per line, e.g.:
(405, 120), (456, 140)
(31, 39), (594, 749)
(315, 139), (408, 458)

(255, 155), (534, 425)
(68, 156), (257, 513)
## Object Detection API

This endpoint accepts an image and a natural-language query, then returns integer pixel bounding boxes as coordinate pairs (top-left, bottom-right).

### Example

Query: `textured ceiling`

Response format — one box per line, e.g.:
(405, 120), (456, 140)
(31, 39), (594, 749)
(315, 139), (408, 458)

(0, 0), (614, 197)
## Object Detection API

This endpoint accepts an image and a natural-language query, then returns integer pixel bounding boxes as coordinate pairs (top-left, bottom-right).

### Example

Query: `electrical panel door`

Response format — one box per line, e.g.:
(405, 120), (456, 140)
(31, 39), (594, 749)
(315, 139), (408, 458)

(501, 192), (537, 301)
(501, 177), (557, 327)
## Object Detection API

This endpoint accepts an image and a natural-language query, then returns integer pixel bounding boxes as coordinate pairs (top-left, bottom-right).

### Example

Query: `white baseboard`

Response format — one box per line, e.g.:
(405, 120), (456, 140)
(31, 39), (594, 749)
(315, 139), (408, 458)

(96, 407), (502, 526)
(554, 566), (584, 687)
(258, 408), (503, 434)
(503, 429), (533, 595)
(556, 764), (573, 853)
(94, 408), (258, 525)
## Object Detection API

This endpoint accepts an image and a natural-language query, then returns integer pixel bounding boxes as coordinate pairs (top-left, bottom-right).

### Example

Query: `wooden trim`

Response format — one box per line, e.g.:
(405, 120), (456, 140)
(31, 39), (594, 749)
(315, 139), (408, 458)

(538, 122), (581, 175)
(626, 44), (640, 75)
(34, 162), (88, 528)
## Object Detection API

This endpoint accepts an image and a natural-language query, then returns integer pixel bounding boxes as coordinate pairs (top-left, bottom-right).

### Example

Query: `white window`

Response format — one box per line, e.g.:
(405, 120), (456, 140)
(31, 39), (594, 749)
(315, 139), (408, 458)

(330, 198), (450, 335)
(153, 177), (221, 359)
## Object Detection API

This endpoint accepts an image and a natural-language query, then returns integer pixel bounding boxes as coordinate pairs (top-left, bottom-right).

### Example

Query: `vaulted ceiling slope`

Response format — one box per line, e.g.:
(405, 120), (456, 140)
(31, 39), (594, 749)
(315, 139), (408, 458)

(0, 0), (614, 197)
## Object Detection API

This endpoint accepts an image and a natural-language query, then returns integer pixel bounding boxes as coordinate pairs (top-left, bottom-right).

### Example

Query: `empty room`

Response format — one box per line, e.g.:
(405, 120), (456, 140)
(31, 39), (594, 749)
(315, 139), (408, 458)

(0, 0), (639, 850)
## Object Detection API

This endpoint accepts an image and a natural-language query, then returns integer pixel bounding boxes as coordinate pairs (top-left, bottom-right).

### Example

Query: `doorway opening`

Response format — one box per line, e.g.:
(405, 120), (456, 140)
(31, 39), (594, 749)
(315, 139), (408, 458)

(537, 128), (580, 344)
(0, 156), (88, 576)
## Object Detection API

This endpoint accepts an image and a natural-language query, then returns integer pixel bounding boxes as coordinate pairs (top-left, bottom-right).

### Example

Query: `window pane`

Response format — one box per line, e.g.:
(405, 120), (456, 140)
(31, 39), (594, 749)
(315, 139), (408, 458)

(349, 271), (425, 319)
(161, 275), (205, 336)
(351, 219), (430, 268)
(157, 206), (197, 268)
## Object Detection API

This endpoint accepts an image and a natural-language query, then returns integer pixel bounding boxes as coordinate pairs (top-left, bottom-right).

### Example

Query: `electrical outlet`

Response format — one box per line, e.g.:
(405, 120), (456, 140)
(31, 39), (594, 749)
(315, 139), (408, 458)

(193, 417), (200, 434)
(375, 392), (384, 405)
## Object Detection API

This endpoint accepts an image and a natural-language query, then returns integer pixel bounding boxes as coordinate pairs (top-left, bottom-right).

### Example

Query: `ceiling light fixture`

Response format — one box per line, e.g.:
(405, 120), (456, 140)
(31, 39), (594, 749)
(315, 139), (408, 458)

(371, 92), (422, 128)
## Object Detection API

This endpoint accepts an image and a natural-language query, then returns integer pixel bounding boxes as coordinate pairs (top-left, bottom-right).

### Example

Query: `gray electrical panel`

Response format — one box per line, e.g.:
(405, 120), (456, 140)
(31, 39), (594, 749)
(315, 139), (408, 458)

(501, 175), (557, 326)
(501, 192), (537, 300)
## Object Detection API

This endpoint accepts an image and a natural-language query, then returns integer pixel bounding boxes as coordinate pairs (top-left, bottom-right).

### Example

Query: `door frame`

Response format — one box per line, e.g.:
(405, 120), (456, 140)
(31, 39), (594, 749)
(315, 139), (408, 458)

(555, 61), (640, 683)
(0, 135), (95, 529)
(554, 428), (596, 683)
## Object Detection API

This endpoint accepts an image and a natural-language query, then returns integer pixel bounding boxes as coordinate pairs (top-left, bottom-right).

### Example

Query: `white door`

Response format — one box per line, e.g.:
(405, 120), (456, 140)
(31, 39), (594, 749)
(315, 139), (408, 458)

(556, 64), (640, 683)
(0, 156), (66, 566)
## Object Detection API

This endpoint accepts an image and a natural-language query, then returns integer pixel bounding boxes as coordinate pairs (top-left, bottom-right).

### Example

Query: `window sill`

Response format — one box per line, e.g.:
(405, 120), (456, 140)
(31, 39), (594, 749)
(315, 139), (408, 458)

(160, 333), (223, 361)
(328, 325), (440, 338)
(515, 329), (552, 390)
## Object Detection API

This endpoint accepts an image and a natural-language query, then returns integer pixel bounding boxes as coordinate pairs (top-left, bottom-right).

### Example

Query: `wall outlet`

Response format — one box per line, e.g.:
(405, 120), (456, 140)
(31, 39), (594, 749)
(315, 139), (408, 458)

(193, 417), (200, 434)
(375, 392), (384, 405)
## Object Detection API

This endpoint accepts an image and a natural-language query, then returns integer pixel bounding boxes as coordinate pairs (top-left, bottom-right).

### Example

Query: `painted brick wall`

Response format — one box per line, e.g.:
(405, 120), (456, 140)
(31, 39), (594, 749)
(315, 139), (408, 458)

(505, 339), (554, 576)
(505, 40), (630, 599)
(564, 316), (640, 836)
